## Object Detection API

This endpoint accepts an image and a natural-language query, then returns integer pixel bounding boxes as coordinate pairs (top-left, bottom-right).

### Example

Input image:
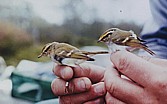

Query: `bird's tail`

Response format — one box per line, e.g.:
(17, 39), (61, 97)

(70, 53), (95, 61)
(136, 43), (155, 56)
(142, 47), (155, 56)
(82, 51), (109, 55)
(126, 42), (155, 56)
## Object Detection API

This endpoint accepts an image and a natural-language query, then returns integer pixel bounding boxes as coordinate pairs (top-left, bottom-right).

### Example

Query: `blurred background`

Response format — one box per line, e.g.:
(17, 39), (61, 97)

(0, 0), (151, 103)
(0, 0), (151, 66)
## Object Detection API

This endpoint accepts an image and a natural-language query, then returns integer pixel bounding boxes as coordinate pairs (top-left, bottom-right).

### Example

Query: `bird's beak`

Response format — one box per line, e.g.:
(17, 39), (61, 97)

(38, 53), (43, 58)
(97, 35), (104, 43)
(97, 39), (101, 43)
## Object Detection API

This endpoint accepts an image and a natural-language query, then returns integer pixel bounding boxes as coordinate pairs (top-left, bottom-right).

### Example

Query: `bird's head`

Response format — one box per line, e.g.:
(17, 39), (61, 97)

(38, 42), (59, 58)
(98, 28), (118, 43)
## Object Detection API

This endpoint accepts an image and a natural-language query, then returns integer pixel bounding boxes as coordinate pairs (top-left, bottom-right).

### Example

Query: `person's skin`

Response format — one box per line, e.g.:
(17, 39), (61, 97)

(51, 63), (107, 104)
(105, 51), (167, 104)
(52, 50), (167, 104)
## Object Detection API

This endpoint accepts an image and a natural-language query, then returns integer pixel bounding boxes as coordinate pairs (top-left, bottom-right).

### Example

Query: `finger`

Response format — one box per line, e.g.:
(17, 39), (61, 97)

(105, 92), (126, 104)
(110, 51), (164, 87)
(53, 65), (73, 80)
(141, 56), (167, 67)
(53, 63), (105, 83)
(104, 66), (146, 104)
(59, 82), (106, 104)
(84, 97), (105, 104)
(51, 77), (91, 96)
(73, 63), (105, 83)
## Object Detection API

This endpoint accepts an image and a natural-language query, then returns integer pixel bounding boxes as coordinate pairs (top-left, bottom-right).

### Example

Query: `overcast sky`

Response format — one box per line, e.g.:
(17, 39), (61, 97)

(24, 0), (151, 26)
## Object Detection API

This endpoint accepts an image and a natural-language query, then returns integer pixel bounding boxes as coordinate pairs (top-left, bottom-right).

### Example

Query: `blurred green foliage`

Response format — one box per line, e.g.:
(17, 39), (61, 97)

(0, 0), (142, 66)
(0, 17), (140, 66)
(7, 45), (50, 66)
(0, 22), (101, 66)
(0, 22), (32, 65)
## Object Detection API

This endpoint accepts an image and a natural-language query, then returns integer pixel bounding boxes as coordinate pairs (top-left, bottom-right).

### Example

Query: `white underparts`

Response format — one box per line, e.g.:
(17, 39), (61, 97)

(106, 42), (126, 53)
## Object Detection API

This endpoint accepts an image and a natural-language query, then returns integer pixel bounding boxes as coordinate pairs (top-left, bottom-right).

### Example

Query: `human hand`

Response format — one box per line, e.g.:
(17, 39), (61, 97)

(51, 63), (107, 104)
(104, 51), (167, 104)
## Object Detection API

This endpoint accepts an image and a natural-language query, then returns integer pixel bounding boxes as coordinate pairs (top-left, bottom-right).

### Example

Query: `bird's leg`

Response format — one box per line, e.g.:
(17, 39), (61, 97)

(126, 47), (136, 52)
(107, 42), (120, 54)
(74, 60), (84, 65)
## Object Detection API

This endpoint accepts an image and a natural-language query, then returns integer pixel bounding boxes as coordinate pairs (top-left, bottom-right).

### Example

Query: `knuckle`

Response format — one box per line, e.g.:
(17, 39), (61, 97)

(144, 99), (157, 104)
(86, 98), (104, 104)
(107, 100), (118, 104)
(106, 97), (125, 104)
(59, 96), (73, 104)
(141, 95), (158, 104)
(94, 98), (104, 104)
(106, 98), (113, 104)
(69, 78), (86, 93)
(106, 80), (117, 96)
(118, 54), (131, 71)
(67, 77), (91, 94)
(81, 77), (91, 90)
(153, 76), (167, 90)
(68, 81), (75, 94)
(83, 65), (91, 76)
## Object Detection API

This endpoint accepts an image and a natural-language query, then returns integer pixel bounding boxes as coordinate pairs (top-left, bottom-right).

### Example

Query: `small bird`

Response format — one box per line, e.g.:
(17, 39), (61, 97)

(38, 42), (108, 93)
(38, 42), (108, 67)
(98, 28), (155, 55)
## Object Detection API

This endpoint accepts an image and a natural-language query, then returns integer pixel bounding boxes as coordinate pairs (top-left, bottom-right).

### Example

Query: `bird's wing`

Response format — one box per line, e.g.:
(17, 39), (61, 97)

(55, 47), (94, 61)
(70, 52), (95, 61)
(124, 36), (149, 49)
(54, 43), (79, 57)
(112, 36), (129, 45)
(128, 37), (147, 46)
(125, 41), (155, 55)
(111, 31), (131, 45)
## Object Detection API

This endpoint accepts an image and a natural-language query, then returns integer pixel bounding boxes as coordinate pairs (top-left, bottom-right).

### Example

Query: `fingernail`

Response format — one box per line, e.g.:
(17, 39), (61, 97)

(94, 83), (105, 95)
(77, 79), (86, 90)
(60, 69), (65, 79)
(60, 67), (73, 80)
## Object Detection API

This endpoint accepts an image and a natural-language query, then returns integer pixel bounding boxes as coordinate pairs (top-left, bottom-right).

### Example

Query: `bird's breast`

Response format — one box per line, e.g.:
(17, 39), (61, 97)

(50, 55), (85, 67)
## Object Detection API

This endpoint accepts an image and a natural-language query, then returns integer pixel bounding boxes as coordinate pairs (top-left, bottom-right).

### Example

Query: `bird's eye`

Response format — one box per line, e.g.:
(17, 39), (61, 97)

(43, 45), (51, 53)
(103, 33), (111, 39)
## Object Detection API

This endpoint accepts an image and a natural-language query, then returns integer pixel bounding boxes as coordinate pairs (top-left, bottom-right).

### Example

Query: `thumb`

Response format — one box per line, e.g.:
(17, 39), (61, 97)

(110, 51), (161, 87)
(53, 63), (105, 83)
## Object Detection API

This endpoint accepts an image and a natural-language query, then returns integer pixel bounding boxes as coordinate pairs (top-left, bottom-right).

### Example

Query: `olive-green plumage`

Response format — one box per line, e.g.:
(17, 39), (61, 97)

(98, 28), (155, 55)
(38, 42), (108, 65)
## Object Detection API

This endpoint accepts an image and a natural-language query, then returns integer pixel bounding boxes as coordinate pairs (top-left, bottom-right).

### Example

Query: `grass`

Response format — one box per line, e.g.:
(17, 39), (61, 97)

(5, 45), (50, 66)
